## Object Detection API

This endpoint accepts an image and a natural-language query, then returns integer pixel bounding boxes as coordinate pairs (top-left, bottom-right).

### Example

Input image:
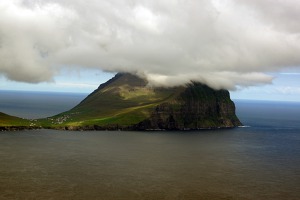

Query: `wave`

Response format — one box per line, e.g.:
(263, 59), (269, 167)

(238, 125), (251, 128)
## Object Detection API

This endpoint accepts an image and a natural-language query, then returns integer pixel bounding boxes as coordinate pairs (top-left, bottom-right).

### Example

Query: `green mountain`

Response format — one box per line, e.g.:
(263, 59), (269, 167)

(45, 73), (242, 130)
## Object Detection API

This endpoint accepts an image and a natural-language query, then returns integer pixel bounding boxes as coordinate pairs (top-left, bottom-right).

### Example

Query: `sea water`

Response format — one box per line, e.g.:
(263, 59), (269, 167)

(0, 91), (299, 199)
(0, 90), (87, 119)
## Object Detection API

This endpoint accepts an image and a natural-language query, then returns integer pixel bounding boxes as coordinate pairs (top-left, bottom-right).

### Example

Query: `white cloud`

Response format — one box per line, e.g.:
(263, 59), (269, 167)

(275, 87), (300, 95)
(56, 82), (98, 89)
(0, 0), (300, 90)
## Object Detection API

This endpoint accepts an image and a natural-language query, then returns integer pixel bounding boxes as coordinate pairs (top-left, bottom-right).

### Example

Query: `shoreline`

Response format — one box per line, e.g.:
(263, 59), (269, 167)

(0, 125), (238, 132)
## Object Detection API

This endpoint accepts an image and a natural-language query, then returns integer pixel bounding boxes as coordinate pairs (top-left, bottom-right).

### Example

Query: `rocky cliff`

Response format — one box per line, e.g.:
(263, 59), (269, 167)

(135, 83), (241, 130)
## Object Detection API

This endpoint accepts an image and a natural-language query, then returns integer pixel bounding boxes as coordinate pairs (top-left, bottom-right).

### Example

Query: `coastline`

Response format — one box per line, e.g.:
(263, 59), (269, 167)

(0, 125), (238, 132)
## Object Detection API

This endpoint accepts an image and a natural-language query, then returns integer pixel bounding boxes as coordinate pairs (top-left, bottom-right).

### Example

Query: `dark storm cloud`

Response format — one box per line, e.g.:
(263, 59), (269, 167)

(0, 0), (299, 89)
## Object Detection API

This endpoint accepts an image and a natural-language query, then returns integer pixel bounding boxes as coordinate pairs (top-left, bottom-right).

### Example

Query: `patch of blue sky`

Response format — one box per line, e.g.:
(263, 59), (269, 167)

(0, 69), (115, 93)
(231, 70), (300, 102)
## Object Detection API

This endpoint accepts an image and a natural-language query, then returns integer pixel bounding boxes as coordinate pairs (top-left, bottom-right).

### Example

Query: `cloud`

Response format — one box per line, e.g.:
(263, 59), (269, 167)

(276, 86), (300, 95)
(56, 82), (98, 89)
(0, 0), (300, 90)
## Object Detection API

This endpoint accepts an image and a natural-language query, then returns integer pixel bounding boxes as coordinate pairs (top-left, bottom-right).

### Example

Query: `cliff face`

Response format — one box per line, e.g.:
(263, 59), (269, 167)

(135, 83), (241, 130)
(50, 73), (242, 130)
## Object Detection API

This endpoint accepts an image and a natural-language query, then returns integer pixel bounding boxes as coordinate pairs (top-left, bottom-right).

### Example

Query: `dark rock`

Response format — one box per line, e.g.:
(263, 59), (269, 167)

(135, 83), (242, 130)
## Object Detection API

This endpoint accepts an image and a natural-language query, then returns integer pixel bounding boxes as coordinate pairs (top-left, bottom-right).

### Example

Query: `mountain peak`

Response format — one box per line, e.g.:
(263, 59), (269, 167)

(98, 73), (148, 90)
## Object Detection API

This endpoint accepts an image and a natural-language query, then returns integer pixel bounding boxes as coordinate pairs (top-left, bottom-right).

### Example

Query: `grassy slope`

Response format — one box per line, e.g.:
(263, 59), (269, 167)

(0, 112), (30, 127)
(40, 74), (179, 128)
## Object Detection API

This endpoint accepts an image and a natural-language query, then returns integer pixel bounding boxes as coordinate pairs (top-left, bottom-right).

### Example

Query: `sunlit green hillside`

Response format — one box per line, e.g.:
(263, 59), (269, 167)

(0, 112), (30, 127)
(42, 73), (178, 128)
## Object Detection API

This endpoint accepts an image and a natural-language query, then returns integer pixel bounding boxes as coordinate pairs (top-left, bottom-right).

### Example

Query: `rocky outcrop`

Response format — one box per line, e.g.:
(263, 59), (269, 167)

(135, 83), (242, 130)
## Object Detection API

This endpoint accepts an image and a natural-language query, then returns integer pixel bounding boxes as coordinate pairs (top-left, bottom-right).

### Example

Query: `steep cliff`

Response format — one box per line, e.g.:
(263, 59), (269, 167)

(48, 73), (242, 130)
(135, 83), (241, 130)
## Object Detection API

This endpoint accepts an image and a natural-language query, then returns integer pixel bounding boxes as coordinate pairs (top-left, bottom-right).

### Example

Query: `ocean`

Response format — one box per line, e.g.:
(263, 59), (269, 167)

(0, 90), (87, 119)
(0, 91), (299, 199)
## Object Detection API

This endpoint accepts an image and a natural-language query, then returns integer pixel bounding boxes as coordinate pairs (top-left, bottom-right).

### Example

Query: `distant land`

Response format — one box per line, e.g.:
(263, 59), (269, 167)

(0, 73), (242, 131)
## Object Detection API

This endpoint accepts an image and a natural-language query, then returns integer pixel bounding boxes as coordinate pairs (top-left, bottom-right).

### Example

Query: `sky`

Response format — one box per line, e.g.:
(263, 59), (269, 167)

(0, 0), (300, 101)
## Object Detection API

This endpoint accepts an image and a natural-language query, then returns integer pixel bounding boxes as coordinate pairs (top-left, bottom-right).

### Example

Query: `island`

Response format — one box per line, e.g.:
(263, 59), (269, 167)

(0, 73), (242, 131)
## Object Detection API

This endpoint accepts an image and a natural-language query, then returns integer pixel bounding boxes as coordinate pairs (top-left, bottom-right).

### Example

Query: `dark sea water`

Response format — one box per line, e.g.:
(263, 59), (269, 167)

(0, 90), (87, 119)
(0, 91), (299, 200)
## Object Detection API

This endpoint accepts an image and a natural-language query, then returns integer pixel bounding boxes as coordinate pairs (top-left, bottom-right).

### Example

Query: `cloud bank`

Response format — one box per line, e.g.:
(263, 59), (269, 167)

(0, 0), (300, 90)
